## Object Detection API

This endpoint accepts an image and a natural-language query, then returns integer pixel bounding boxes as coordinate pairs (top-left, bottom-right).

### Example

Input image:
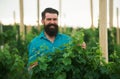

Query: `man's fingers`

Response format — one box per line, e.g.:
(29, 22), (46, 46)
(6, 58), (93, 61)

(28, 62), (38, 71)
(81, 42), (86, 49)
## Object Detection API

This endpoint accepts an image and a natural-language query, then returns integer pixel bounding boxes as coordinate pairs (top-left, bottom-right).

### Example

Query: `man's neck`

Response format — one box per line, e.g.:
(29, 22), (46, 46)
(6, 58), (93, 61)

(44, 32), (55, 43)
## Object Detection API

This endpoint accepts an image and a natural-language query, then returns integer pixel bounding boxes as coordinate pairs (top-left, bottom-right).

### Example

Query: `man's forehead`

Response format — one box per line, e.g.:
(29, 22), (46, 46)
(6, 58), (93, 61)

(45, 13), (58, 18)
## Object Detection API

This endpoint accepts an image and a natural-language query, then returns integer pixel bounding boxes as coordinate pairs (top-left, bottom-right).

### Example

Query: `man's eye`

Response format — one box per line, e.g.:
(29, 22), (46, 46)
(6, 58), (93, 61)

(47, 18), (51, 20)
(46, 18), (57, 21)
(53, 18), (57, 21)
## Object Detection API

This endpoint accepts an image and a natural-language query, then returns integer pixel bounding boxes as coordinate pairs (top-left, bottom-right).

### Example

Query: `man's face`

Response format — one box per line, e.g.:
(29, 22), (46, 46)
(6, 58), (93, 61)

(42, 13), (58, 37)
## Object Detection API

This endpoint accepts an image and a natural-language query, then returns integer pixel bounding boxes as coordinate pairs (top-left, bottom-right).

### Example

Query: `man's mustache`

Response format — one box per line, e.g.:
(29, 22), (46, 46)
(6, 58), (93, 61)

(46, 24), (58, 28)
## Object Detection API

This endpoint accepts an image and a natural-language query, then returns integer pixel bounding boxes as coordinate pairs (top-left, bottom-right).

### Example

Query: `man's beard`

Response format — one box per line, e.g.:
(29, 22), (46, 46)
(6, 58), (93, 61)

(44, 24), (58, 37)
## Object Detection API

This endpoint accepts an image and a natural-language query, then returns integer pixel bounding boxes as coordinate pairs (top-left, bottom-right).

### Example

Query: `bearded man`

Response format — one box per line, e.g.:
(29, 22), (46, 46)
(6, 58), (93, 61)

(28, 8), (71, 69)
(28, 8), (87, 79)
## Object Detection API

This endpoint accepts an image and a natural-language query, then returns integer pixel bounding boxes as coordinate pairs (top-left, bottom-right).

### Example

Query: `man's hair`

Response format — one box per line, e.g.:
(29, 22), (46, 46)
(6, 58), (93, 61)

(41, 7), (59, 20)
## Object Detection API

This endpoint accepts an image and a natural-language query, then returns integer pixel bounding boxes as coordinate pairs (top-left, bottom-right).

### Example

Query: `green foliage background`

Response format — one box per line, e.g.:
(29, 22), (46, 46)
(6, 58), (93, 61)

(0, 24), (120, 79)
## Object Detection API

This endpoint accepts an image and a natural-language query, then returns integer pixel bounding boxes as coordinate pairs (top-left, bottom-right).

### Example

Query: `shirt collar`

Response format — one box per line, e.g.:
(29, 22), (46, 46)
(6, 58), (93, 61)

(39, 31), (46, 39)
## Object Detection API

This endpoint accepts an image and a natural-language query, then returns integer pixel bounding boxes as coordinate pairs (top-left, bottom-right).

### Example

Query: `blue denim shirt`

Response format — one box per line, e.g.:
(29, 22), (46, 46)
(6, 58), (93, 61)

(28, 31), (71, 65)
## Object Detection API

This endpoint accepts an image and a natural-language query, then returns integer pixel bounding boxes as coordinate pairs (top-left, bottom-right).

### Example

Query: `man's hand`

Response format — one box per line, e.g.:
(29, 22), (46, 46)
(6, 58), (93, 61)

(28, 61), (38, 71)
(81, 42), (86, 49)
(77, 42), (86, 49)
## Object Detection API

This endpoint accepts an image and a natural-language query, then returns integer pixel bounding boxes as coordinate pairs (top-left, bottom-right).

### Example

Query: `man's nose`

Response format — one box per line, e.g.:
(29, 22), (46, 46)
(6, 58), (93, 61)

(50, 20), (55, 24)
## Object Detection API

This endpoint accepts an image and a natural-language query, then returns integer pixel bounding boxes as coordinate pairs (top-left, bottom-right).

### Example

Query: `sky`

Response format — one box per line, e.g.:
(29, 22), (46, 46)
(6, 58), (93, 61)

(0, 0), (120, 28)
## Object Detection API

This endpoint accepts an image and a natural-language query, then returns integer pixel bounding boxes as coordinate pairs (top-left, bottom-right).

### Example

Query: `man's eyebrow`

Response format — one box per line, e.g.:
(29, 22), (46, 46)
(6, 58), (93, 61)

(46, 18), (58, 20)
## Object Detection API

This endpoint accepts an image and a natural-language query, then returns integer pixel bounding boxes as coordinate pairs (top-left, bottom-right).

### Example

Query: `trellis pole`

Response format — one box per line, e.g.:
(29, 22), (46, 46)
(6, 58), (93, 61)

(19, 0), (25, 39)
(0, 22), (4, 50)
(99, 0), (108, 62)
(13, 10), (16, 24)
(37, 0), (40, 31)
(109, 0), (113, 28)
(116, 8), (120, 45)
(59, 0), (62, 32)
(90, 0), (94, 29)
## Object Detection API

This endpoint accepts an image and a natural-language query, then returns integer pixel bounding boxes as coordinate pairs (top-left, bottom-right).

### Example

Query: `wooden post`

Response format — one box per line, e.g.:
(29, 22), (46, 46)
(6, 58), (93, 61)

(0, 22), (4, 50)
(90, 0), (94, 29)
(13, 11), (16, 24)
(59, 0), (62, 32)
(99, 0), (108, 62)
(63, 14), (66, 32)
(37, 0), (40, 31)
(0, 22), (3, 34)
(109, 0), (113, 28)
(19, 0), (24, 38)
(26, 25), (32, 33)
(116, 8), (120, 44)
